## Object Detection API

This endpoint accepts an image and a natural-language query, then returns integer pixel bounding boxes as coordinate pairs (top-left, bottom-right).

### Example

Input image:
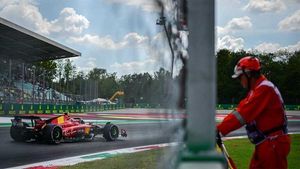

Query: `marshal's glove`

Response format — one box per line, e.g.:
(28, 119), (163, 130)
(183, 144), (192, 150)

(216, 130), (222, 147)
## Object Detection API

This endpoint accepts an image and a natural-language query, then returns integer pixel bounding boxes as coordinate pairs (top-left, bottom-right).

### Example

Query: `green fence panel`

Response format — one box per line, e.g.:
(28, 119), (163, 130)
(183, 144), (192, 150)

(57, 105), (63, 113)
(38, 104), (43, 114)
(21, 104), (29, 114)
(74, 105), (79, 113)
(8, 104), (16, 115)
(64, 105), (69, 113)
(19, 104), (26, 114)
(67, 105), (72, 113)
(13, 104), (21, 114)
(285, 105), (300, 111)
(216, 104), (237, 110)
(32, 104), (39, 114)
(44, 104), (50, 114)
(100, 105), (104, 111)
(0, 102), (151, 115)
(0, 104), (4, 115)
(51, 105), (57, 114)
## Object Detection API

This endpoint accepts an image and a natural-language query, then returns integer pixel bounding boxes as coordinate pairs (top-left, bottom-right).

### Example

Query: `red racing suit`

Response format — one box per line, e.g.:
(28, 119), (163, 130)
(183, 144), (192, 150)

(217, 75), (290, 169)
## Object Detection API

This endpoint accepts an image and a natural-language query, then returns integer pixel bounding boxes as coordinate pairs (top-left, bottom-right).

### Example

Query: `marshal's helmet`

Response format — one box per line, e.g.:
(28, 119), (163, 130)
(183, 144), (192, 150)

(232, 56), (261, 78)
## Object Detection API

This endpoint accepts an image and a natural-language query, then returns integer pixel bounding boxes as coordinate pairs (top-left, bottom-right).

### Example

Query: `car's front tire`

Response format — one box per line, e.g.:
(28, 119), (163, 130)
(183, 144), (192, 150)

(103, 123), (119, 141)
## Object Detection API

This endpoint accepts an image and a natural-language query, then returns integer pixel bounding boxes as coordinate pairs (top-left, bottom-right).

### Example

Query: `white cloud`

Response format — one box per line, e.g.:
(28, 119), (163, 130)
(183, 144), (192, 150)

(254, 41), (300, 53)
(72, 57), (98, 74)
(106, 0), (160, 12)
(227, 16), (252, 30)
(105, 0), (176, 13)
(50, 8), (89, 35)
(217, 35), (245, 51)
(70, 34), (126, 49)
(0, 0), (22, 9)
(281, 41), (300, 52)
(69, 32), (149, 50)
(243, 0), (286, 13)
(0, 0), (51, 34)
(110, 59), (157, 76)
(216, 16), (248, 51)
(79, 57), (97, 72)
(0, 1), (89, 36)
(278, 10), (300, 31)
(71, 31), (172, 76)
(123, 32), (149, 46)
(254, 42), (281, 53)
(217, 16), (252, 36)
(105, 32), (172, 76)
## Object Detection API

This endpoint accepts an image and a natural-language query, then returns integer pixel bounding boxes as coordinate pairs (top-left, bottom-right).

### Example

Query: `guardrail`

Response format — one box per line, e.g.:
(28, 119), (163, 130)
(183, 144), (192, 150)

(216, 104), (300, 111)
(0, 103), (126, 115)
(0, 103), (299, 115)
(128, 103), (300, 111)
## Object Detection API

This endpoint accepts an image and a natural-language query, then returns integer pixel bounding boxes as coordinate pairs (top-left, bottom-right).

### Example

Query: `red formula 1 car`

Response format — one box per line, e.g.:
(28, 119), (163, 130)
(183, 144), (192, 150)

(10, 114), (127, 144)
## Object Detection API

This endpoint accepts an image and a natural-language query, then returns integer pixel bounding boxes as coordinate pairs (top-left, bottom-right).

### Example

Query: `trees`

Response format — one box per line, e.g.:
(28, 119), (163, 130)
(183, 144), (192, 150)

(30, 50), (299, 105)
(216, 49), (300, 104)
(283, 51), (300, 104)
(217, 49), (244, 104)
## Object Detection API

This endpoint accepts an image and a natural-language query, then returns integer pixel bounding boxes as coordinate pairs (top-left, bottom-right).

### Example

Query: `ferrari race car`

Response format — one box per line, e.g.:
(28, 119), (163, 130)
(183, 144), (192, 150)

(10, 114), (127, 144)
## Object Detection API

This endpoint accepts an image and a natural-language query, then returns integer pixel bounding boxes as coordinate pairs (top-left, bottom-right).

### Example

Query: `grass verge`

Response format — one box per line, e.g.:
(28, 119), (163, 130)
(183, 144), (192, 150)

(60, 134), (299, 169)
(224, 134), (300, 169)
(60, 149), (163, 169)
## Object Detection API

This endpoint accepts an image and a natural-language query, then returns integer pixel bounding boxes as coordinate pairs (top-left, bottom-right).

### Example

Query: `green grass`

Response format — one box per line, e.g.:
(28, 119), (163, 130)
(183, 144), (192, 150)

(60, 134), (299, 169)
(60, 149), (163, 169)
(224, 138), (254, 169)
(224, 134), (300, 169)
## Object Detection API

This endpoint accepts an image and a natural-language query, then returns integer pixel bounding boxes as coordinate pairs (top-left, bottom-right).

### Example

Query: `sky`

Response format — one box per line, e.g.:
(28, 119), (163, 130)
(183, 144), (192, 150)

(0, 0), (300, 77)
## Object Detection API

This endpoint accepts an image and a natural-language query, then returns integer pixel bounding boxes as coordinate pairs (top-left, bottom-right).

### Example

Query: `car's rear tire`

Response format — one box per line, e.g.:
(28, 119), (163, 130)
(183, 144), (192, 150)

(10, 126), (25, 142)
(43, 125), (62, 144)
(103, 123), (119, 141)
(10, 123), (30, 142)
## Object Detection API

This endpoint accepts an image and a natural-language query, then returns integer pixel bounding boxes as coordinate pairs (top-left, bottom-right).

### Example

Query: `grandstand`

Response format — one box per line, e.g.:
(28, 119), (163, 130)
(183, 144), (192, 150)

(0, 17), (81, 105)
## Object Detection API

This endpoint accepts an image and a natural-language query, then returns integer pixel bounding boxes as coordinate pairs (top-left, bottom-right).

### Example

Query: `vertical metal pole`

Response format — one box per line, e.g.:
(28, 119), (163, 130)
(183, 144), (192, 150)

(85, 80), (88, 101)
(95, 80), (98, 99)
(163, 23), (175, 77)
(43, 69), (45, 104)
(89, 80), (92, 100)
(157, 16), (175, 77)
(32, 67), (35, 104)
(22, 63), (24, 104)
(8, 59), (12, 103)
(80, 80), (82, 100)
(179, 0), (224, 168)
(186, 0), (215, 152)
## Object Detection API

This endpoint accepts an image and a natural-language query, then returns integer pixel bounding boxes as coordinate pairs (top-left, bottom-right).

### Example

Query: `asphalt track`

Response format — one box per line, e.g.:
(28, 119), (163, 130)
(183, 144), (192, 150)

(0, 109), (299, 168)
(0, 122), (183, 168)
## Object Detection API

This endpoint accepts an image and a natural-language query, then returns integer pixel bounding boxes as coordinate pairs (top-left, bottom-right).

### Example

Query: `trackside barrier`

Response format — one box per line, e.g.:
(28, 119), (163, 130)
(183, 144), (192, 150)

(216, 104), (300, 111)
(0, 103), (126, 115)
(129, 103), (300, 111)
(131, 103), (161, 109)
(216, 104), (237, 110)
(0, 103), (299, 115)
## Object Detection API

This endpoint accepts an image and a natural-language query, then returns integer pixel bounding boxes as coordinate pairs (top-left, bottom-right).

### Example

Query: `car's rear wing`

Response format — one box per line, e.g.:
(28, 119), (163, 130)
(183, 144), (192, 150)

(12, 115), (42, 127)
(13, 115), (42, 120)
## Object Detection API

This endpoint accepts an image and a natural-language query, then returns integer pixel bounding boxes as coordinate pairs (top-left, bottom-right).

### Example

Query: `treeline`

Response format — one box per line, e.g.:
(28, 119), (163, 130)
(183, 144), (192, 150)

(34, 49), (300, 105)
(217, 49), (300, 105)
(34, 59), (175, 106)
